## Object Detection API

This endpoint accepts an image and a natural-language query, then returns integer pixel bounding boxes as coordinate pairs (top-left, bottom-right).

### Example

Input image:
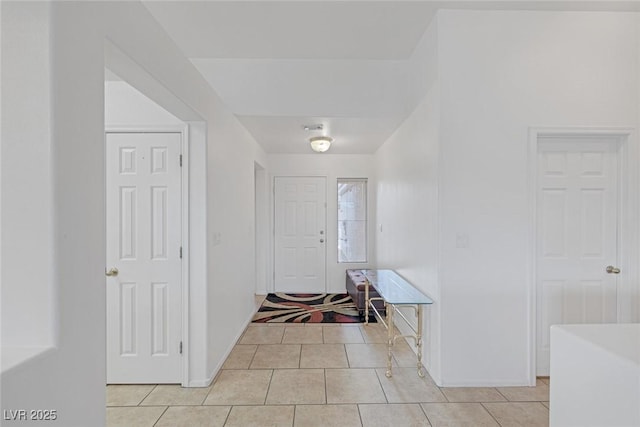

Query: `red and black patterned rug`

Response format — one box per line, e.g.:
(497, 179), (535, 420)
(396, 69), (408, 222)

(252, 293), (373, 323)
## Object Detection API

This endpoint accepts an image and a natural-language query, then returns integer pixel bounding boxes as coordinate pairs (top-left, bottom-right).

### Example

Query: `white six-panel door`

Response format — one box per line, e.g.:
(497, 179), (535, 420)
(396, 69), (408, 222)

(106, 132), (182, 384)
(274, 177), (327, 293)
(536, 137), (619, 375)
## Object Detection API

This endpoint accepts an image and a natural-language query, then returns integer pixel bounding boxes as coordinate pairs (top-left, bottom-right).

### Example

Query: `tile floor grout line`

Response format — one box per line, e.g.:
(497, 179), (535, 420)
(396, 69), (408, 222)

(372, 367), (390, 404)
(263, 369), (275, 406)
(221, 405), (232, 427)
(419, 402), (435, 426)
(356, 403), (365, 427)
(137, 384), (158, 407)
(245, 344), (259, 370)
(292, 405), (297, 427)
(439, 386), (451, 403)
(338, 342), (350, 369)
(151, 405), (170, 427)
(480, 401), (504, 426)
(494, 387), (509, 401)
(198, 387), (210, 406)
(324, 368), (328, 406)
(355, 324), (365, 342)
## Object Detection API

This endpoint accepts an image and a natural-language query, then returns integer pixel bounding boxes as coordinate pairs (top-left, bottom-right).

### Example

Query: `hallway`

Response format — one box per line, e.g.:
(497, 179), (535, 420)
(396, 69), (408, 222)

(106, 321), (550, 426)
(5, 3), (636, 424)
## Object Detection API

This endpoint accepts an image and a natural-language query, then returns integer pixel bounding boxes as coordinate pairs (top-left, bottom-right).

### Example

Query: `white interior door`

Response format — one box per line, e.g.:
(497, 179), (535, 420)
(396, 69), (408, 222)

(274, 177), (327, 293)
(536, 136), (619, 375)
(106, 132), (182, 384)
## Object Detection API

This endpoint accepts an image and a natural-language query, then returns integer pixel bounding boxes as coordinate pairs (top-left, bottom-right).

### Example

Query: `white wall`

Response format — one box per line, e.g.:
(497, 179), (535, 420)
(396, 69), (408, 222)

(1, 2), (266, 425)
(636, 12), (640, 323)
(105, 80), (183, 126)
(205, 97), (267, 379)
(405, 16), (438, 116)
(436, 10), (638, 386)
(254, 163), (269, 295)
(267, 154), (376, 293)
(375, 9), (639, 387)
(374, 16), (442, 383)
(1, 2), (54, 355)
(375, 85), (441, 381)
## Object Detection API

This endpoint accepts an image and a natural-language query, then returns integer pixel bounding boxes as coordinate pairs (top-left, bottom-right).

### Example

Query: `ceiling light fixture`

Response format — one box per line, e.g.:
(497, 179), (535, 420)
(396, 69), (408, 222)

(309, 136), (333, 153)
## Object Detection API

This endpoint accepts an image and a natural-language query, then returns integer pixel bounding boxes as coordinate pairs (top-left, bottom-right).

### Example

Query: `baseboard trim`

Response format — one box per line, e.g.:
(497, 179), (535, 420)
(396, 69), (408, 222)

(438, 378), (532, 387)
(187, 376), (214, 388)
(192, 308), (255, 388)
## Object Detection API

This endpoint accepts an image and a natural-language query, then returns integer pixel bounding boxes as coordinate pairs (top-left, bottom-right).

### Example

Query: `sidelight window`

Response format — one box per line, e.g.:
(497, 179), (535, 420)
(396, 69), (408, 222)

(337, 178), (367, 263)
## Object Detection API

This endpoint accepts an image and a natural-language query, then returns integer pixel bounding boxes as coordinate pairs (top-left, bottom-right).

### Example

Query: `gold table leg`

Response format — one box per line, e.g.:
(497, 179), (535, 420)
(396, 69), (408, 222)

(417, 304), (425, 378)
(386, 303), (394, 378)
(364, 278), (369, 325)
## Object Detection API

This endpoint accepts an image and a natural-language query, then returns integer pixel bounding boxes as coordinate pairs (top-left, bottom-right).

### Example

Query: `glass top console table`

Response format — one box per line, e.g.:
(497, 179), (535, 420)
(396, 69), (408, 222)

(363, 269), (433, 378)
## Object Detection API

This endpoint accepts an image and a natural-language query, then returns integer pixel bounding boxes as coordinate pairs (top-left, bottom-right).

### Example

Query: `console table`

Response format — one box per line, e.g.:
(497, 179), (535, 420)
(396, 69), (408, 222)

(363, 269), (433, 378)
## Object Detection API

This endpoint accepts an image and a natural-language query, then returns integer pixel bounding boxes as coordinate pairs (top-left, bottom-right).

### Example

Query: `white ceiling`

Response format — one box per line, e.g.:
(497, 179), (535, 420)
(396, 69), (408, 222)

(189, 57), (414, 153)
(143, 1), (640, 154)
(142, 2), (438, 60)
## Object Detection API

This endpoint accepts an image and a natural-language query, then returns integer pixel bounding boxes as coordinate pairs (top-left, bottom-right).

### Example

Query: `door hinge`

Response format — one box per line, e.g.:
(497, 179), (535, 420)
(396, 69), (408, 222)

(179, 154), (183, 167)
(179, 341), (183, 354)
(179, 246), (183, 259)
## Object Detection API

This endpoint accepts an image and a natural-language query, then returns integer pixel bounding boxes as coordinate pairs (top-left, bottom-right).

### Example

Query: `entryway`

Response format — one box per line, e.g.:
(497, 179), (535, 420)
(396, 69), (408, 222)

(105, 132), (183, 384)
(273, 176), (327, 293)
(532, 130), (636, 376)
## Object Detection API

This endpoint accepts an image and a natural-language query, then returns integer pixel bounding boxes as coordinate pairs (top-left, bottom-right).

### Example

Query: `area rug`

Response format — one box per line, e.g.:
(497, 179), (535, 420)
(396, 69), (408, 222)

(252, 293), (373, 323)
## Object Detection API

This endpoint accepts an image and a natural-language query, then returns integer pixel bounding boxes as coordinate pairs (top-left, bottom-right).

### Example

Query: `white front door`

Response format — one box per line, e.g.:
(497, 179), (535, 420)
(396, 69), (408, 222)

(274, 177), (327, 293)
(536, 136), (619, 375)
(106, 132), (182, 384)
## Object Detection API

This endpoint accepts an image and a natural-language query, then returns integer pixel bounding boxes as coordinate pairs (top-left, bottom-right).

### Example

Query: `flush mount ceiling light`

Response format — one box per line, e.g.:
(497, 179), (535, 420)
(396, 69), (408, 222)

(309, 136), (333, 153)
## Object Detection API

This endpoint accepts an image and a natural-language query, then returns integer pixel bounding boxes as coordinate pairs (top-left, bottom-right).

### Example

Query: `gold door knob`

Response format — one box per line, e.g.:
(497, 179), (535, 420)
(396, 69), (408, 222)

(606, 265), (620, 274)
(105, 267), (119, 277)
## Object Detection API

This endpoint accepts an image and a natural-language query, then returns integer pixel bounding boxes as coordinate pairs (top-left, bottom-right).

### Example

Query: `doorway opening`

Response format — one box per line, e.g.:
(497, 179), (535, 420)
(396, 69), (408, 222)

(104, 70), (189, 385)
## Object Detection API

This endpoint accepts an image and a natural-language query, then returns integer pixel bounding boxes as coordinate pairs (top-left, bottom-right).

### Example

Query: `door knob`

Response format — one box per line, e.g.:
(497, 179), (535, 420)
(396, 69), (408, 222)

(606, 265), (620, 274)
(105, 267), (119, 277)
(320, 239), (324, 243)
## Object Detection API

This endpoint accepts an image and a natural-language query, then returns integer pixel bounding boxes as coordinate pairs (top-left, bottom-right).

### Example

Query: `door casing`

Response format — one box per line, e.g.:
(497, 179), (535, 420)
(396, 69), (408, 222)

(105, 125), (190, 386)
(527, 127), (638, 384)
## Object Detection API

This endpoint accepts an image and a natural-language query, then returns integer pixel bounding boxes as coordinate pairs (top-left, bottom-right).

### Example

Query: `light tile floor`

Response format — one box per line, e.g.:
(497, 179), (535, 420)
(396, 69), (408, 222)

(107, 311), (550, 426)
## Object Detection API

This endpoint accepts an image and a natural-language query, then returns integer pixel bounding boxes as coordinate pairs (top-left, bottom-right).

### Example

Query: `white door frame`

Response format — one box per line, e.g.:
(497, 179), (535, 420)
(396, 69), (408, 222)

(105, 125), (190, 386)
(272, 175), (328, 293)
(255, 162), (268, 295)
(527, 127), (638, 384)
